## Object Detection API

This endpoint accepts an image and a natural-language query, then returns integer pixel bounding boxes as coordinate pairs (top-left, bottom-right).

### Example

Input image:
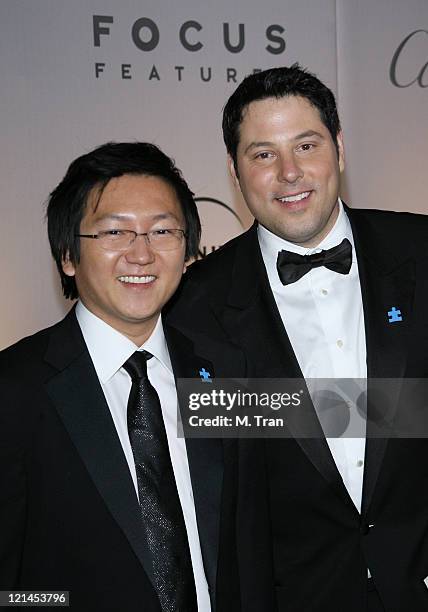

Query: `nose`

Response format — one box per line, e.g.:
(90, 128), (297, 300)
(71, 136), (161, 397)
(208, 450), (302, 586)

(124, 234), (155, 265)
(277, 152), (303, 183)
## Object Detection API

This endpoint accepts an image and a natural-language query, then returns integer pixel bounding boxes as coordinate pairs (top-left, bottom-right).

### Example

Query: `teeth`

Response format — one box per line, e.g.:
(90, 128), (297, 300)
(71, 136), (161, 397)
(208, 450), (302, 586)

(278, 191), (310, 203)
(118, 276), (156, 284)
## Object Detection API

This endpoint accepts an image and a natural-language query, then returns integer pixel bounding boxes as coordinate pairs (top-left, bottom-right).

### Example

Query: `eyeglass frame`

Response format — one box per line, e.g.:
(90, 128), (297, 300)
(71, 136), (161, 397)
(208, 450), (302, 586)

(75, 228), (187, 252)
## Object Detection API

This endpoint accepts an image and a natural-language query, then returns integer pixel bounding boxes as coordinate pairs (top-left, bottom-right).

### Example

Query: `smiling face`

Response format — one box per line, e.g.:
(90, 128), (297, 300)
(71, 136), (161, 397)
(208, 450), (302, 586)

(62, 174), (186, 345)
(230, 95), (345, 247)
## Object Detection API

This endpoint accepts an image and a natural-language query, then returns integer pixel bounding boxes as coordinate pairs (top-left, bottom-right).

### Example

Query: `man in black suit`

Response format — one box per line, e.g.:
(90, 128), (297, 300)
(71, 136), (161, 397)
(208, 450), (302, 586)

(167, 65), (428, 611)
(0, 142), (244, 611)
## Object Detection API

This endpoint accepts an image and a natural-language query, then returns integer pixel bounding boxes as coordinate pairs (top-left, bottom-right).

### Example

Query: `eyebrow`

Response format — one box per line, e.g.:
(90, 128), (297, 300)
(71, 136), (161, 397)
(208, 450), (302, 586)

(94, 214), (132, 222)
(244, 141), (274, 154)
(94, 212), (179, 224)
(244, 130), (325, 154)
(294, 130), (325, 141)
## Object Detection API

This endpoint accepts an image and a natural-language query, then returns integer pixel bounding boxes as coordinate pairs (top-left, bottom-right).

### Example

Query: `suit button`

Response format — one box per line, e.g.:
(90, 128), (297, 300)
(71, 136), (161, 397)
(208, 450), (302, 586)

(360, 522), (373, 535)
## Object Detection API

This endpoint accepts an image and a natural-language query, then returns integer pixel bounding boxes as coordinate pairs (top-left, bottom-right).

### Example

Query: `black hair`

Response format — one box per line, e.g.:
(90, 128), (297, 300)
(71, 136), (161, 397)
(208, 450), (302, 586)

(47, 141), (200, 299)
(222, 64), (341, 173)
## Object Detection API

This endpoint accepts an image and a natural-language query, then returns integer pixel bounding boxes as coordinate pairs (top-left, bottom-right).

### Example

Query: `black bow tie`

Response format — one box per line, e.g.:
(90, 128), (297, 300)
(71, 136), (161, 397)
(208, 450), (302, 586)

(276, 238), (353, 285)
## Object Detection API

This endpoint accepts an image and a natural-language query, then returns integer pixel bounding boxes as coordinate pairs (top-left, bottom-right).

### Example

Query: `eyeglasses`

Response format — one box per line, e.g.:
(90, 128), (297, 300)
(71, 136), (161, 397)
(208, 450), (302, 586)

(76, 229), (186, 252)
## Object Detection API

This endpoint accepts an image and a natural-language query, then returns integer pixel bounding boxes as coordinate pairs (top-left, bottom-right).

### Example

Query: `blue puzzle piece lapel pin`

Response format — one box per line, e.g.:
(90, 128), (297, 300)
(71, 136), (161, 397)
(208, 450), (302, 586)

(388, 306), (402, 323)
(199, 367), (213, 382)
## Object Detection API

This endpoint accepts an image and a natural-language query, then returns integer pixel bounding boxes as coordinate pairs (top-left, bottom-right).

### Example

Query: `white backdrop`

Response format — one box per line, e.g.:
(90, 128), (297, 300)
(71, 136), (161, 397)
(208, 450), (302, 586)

(1, 0), (427, 348)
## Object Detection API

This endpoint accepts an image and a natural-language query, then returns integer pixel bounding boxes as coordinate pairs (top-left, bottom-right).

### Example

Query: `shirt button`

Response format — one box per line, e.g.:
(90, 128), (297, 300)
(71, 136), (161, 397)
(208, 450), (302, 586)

(321, 289), (328, 295)
(357, 460), (364, 467)
(336, 340), (344, 348)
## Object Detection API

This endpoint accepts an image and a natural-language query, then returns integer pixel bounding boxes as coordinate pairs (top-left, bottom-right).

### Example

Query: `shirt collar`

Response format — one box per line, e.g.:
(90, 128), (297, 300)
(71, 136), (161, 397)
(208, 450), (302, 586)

(75, 301), (172, 383)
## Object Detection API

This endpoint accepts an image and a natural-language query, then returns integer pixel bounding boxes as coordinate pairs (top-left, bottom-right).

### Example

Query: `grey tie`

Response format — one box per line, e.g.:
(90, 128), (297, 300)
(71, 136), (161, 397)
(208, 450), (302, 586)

(123, 350), (197, 612)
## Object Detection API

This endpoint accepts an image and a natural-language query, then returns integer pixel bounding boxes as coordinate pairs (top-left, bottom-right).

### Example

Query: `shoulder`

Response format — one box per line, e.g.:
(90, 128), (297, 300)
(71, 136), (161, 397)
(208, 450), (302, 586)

(165, 228), (257, 342)
(348, 206), (428, 232)
(0, 323), (63, 447)
(1, 327), (51, 370)
(188, 225), (256, 282)
(177, 225), (257, 298)
(347, 207), (428, 256)
(0, 316), (69, 380)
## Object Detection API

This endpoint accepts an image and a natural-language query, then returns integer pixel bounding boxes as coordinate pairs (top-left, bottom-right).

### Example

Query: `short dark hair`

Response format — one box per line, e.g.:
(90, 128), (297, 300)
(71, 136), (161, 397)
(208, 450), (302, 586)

(222, 64), (341, 172)
(47, 141), (201, 299)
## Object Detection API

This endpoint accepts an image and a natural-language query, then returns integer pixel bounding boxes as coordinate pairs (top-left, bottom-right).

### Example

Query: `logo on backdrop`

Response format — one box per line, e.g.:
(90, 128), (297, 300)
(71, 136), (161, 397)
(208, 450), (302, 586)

(92, 15), (286, 83)
(194, 197), (245, 258)
(390, 29), (428, 88)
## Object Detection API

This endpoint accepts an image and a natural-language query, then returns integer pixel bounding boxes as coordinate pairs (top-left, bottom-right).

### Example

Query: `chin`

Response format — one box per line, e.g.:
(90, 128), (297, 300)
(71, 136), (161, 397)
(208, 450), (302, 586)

(121, 311), (153, 324)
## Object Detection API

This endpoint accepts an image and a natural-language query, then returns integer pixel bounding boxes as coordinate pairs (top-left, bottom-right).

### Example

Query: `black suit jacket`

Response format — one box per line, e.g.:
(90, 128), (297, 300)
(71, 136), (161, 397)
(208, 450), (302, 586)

(0, 308), (245, 611)
(167, 207), (428, 612)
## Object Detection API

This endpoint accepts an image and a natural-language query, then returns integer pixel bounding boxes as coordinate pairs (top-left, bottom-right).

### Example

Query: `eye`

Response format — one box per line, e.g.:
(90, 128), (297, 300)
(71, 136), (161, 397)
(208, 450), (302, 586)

(254, 151), (274, 160)
(102, 229), (128, 237)
(151, 228), (173, 236)
(298, 143), (315, 152)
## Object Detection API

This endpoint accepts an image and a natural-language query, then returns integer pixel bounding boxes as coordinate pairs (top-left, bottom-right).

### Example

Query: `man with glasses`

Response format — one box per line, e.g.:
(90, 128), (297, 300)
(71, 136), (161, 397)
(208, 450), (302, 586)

(0, 142), (244, 611)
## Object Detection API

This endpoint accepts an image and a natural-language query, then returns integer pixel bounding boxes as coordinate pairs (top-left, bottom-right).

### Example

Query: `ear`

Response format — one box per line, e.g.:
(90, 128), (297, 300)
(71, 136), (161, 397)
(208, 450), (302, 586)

(62, 252), (76, 277)
(337, 131), (345, 173)
(227, 155), (241, 189)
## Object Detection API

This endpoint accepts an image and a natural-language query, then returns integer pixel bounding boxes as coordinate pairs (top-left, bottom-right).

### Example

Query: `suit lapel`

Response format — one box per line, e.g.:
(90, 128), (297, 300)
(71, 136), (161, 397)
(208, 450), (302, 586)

(350, 210), (414, 381)
(222, 225), (301, 378)
(43, 310), (159, 593)
(165, 324), (223, 603)
(219, 225), (354, 508)
(348, 209), (416, 514)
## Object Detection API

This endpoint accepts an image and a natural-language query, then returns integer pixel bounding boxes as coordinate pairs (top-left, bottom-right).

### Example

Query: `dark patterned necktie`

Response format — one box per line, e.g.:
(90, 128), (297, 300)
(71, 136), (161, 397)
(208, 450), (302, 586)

(123, 350), (197, 612)
(277, 237), (353, 285)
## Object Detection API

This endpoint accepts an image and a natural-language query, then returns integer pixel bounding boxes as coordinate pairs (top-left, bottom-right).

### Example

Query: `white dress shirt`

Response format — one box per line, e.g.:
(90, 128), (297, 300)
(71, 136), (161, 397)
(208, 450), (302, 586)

(76, 301), (211, 611)
(258, 201), (367, 512)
